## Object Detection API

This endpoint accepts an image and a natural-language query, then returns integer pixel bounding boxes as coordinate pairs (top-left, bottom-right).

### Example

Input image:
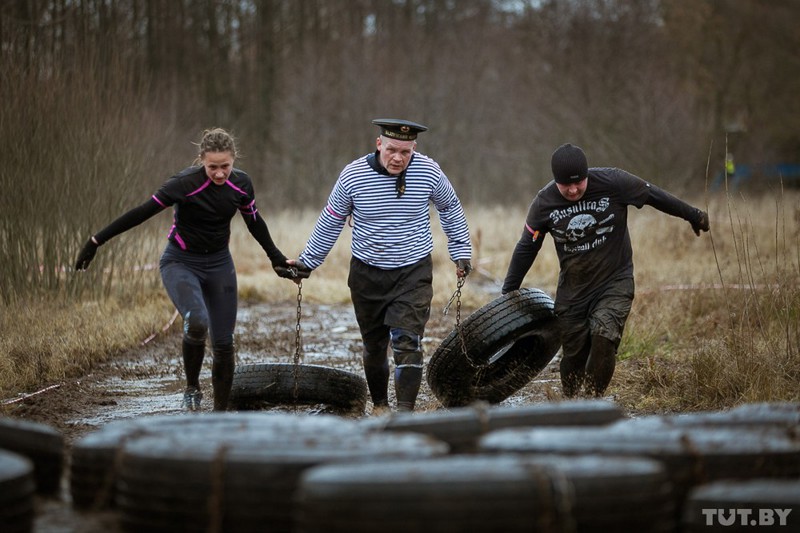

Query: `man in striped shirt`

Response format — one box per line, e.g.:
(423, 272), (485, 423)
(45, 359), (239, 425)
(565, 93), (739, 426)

(295, 119), (472, 413)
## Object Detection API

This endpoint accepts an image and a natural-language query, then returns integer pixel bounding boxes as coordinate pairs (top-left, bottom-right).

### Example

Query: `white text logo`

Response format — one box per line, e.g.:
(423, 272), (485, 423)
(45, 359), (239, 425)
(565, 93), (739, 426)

(702, 508), (792, 527)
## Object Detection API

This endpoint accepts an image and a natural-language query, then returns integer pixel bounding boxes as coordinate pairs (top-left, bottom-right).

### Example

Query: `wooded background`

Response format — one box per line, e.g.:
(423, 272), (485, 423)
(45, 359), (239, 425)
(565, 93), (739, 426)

(3, 0), (798, 207)
(2, 2), (800, 410)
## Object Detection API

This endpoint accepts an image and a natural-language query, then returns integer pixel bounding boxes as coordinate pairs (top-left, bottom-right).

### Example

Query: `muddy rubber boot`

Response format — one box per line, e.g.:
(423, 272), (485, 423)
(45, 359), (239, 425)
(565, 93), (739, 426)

(182, 340), (205, 410)
(363, 349), (390, 409)
(584, 335), (617, 397)
(211, 344), (235, 411)
(559, 352), (587, 398)
(559, 334), (592, 398)
(394, 351), (423, 412)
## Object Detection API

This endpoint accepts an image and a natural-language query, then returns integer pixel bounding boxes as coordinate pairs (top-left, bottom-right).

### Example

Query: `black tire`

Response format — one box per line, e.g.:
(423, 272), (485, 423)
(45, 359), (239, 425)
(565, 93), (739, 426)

(364, 399), (624, 453)
(230, 363), (368, 413)
(0, 450), (36, 533)
(295, 455), (563, 533)
(0, 416), (64, 496)
(480, 424), (800, 523)
(114, 426), (447, 532)
(612, 401), (800, 432)
(295, 454), (674, 533)
(427, 288), (560, 407)
(70, 411), (365, 510)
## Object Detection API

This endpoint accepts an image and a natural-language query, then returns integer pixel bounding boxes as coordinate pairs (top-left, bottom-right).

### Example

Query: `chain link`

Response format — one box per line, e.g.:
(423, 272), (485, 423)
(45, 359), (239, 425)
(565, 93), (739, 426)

(445, 277), (477, 368)
(292, 281), (303, 409)
(454, 278), (469, 361)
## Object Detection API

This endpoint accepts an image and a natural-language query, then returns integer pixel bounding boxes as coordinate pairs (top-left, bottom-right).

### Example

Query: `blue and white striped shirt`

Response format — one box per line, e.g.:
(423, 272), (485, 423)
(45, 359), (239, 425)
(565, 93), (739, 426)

(299, 152), (471, 270)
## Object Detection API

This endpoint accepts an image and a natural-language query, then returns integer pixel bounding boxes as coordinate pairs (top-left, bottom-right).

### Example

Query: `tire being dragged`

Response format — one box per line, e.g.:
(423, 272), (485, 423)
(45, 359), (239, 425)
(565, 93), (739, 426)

(427, 288), (560, 407)
(230, 363), (368, 413)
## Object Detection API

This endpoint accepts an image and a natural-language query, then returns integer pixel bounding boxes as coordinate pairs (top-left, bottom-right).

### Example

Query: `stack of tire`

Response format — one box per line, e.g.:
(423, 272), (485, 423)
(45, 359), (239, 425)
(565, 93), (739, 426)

(477, 409), (800, 529)
(362, 399), (624, 452)
(69, 411), (447, 532)
(682, 479), (800, 531)
(0, 417), (65, 533)
(294, 453), (675, 532)
(3, 402), (800, 531)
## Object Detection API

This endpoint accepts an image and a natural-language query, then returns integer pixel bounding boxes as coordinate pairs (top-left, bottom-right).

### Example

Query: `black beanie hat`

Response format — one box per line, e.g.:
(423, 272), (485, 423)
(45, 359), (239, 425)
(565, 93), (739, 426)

(551, 143), (588, 184)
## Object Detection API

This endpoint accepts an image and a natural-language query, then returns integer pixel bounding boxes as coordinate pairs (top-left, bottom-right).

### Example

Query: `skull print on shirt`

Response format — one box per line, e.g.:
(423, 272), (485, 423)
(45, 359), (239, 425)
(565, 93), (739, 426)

(550, 198), (615, 253)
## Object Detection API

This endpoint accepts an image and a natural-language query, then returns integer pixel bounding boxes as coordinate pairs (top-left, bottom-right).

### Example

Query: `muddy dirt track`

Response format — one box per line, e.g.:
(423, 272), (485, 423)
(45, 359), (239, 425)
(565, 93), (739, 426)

(6, 298), (562, 532)
(10, 299), (561, 444)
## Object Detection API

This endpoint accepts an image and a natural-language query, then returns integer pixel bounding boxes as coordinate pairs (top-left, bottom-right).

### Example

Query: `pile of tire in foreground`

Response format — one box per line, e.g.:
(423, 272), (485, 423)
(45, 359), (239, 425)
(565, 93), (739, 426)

(1, 400), (798, 532)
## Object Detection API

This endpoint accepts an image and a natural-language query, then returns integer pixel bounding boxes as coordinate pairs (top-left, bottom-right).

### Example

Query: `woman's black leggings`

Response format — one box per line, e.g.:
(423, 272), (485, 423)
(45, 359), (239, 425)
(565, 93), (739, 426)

(159, 243), (238, 349)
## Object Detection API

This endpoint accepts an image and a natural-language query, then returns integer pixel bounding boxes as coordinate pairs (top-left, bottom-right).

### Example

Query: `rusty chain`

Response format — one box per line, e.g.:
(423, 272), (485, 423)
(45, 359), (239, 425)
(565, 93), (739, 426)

(444, 276), (476, 368)
(292, 281), (303, 410)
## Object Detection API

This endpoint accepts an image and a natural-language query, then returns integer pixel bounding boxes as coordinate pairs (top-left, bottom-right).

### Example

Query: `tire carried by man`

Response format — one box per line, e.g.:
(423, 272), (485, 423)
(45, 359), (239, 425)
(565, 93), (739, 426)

(426, 288), (561, 407)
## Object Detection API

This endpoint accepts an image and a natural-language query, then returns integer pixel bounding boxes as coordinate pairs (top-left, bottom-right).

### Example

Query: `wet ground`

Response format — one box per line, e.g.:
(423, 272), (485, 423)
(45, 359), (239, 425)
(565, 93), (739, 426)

(7, 299), (561, 532)
(22, 299), (560, 443)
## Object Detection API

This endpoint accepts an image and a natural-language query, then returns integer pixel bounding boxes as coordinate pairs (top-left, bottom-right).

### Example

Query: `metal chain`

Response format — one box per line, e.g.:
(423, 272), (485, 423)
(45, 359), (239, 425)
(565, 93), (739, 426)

(292, 281), (303, 409)
(445, 277), (475, 368)
(454, 278), (469, 360)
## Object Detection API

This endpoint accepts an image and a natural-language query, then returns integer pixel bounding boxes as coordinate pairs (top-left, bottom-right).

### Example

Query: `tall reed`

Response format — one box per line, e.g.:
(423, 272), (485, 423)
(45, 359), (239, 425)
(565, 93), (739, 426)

(0, 51), (185, 305)
(615, 187), (800, 411)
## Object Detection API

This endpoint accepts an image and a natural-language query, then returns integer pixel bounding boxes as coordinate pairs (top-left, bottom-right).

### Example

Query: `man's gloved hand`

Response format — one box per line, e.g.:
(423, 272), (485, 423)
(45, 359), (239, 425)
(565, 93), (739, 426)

(293, 260), (312, 279)
(690, 209), (710, 236)
(273, 259), (312, 280)
(456, 259), (472, 279)
(75, 238), (99, 271)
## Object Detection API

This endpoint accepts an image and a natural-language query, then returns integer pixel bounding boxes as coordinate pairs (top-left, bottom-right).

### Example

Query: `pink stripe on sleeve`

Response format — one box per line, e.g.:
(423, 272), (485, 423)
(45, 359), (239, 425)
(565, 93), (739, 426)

(325, 204), (346, 220)
(239, 199), (258, 221)
(174, 232), (187, 250)
(152, 195), (167, 207)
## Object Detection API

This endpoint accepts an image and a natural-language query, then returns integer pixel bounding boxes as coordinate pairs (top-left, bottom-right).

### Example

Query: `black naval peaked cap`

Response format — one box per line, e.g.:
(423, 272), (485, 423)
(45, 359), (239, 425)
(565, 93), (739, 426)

(372, 118), (428, 141)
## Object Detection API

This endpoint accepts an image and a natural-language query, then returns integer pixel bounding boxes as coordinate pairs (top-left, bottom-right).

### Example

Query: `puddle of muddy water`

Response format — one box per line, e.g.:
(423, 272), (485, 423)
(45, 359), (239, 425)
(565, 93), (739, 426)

(65, 298), (561, 432)
(71, 375), (187, 428)
(66, 303), (372, 430)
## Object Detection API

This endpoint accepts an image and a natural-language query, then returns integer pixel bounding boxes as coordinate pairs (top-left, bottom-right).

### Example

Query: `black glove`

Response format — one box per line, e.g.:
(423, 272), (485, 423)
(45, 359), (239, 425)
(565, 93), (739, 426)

(75, 238), (99, 271)
(690, 209), (710, 236)
(273, 259), (312, 280)
(294, 260), (312, 279)
(456, 259), (472, 278)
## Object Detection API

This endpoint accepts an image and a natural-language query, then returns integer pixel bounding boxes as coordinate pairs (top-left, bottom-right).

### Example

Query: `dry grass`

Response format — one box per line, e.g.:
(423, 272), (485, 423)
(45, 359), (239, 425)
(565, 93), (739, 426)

(2, 194), (799, 411)
(0, 292), (175, 399)
(614, 190), (800, 412)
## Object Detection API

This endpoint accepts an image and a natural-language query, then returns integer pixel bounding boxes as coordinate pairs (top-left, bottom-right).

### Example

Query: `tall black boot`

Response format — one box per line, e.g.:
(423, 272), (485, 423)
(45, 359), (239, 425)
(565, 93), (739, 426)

(394, 351), (423, 412)
(584, 335), (617, 397)
(363, 349), (390, 409)
(182, 339), (205, 410)
(212, 344), (235, 411)
(560, 340), (590, 399)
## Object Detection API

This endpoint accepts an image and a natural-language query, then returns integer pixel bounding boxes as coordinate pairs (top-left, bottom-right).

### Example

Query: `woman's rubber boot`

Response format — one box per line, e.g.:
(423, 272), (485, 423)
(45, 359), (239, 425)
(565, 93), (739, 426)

(211, 344), (235, 411)
(182, 339), (205, 411)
